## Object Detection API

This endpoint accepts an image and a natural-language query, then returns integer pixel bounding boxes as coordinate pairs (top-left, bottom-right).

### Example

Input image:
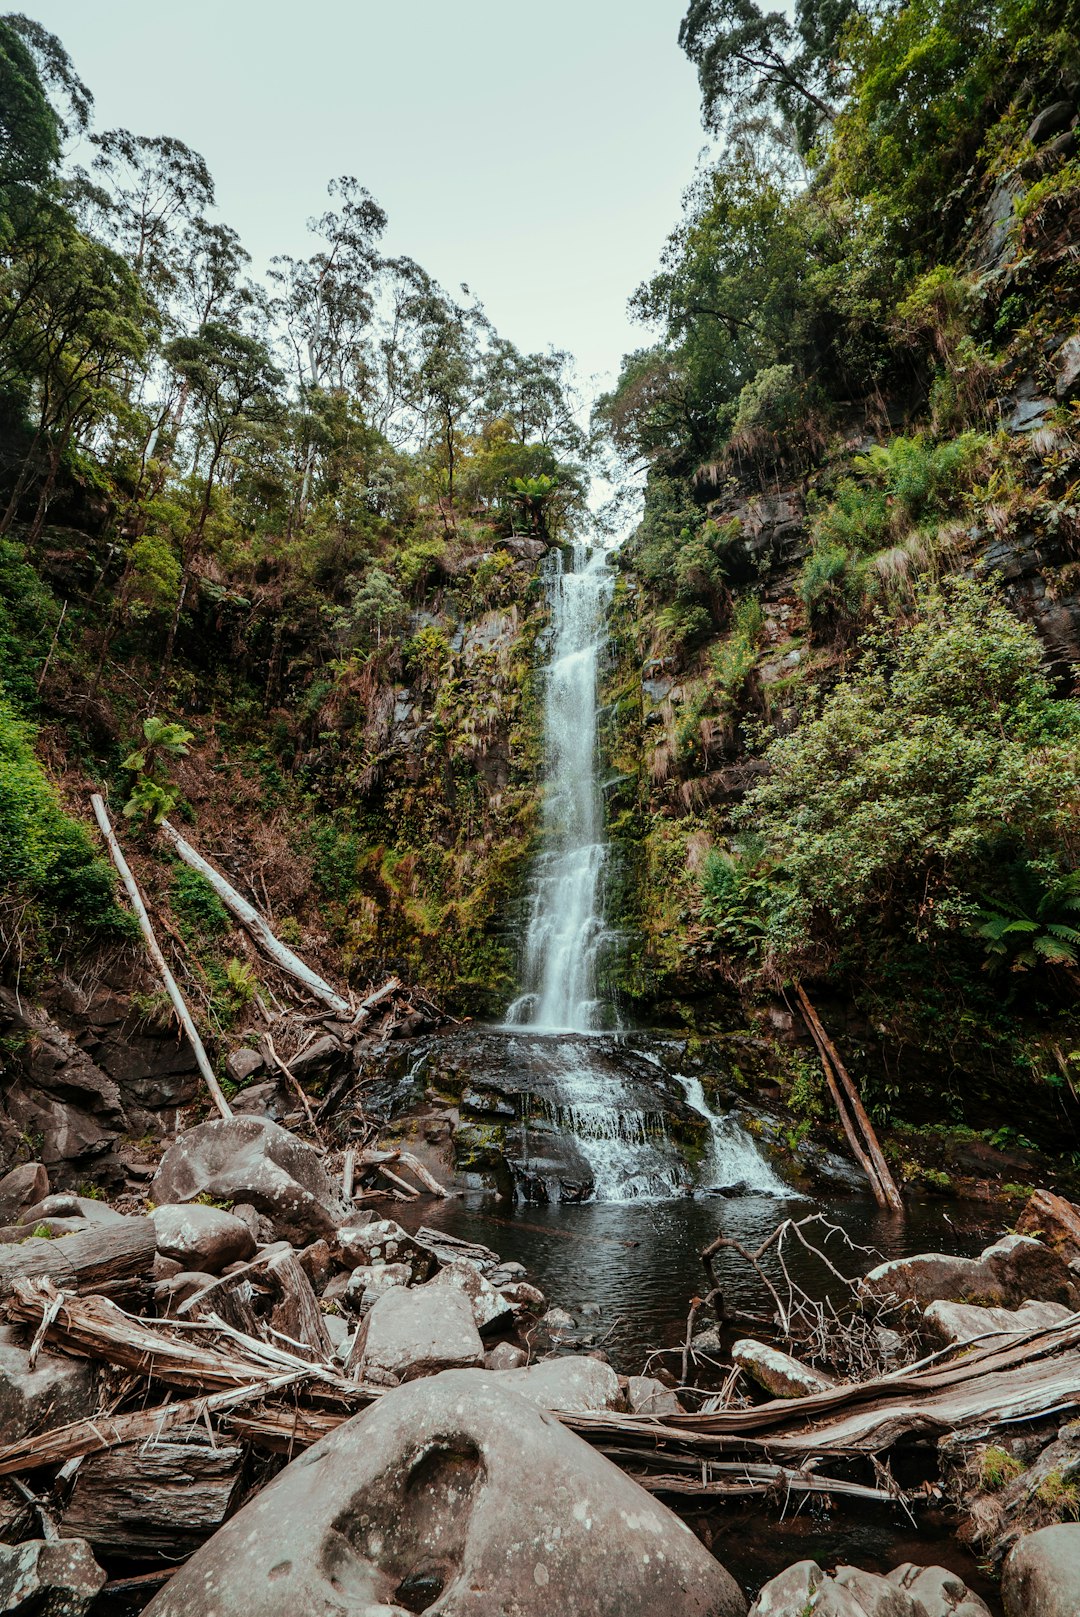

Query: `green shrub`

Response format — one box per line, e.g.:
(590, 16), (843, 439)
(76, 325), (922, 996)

(170, 865), (229, 941)
(0, 692), (130, 954)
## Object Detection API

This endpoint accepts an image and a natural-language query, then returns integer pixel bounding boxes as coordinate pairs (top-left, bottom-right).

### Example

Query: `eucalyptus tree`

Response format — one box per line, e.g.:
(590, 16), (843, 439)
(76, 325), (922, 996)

(678, 0), (855, 152)
(157, 320), (282, 686)
(269, 175), (387, 520)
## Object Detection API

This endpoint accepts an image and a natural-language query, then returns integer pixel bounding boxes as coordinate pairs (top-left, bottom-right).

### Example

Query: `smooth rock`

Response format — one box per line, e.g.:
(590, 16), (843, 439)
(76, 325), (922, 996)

(143, 1370), (747, 1617)
(150, 1203), (256, 1274)
(334, 1216), (436, 1281)
(20, 1193), (124, 1225)
(225, 1046), (264, 1085)
(862, 1235), (1077, 1310)
(498, 1279), (546, 1317)
(887, 1562), (992, 1616)
(538, 1305), (575, 1332)
(152, 1271), (217, 1315)
(733, 1339), (836, 1398)
(430, 1259), (514, 1335)
(0, 1323), (98, 1444)
(0, 1162), (48, 1225)
(1002, 1524), (1080, 1617)
(497, 1354), (624, 1413)
(627, 1374), (683, 1416)
(355, 1281), (484, 1385)
(750, 1559), (909, 1615)
(343, 1261), (412, 1314)
(924, 1297), (1071, 1347)
(151, 1117), (348, 1244)
(484, 1341), (527, 1370)
(1026, 102), (1075, 145)
(0, 1537), (105, 1615)
(1055, 334), (1080, 399)
(1017, 1189), (1080, 1263)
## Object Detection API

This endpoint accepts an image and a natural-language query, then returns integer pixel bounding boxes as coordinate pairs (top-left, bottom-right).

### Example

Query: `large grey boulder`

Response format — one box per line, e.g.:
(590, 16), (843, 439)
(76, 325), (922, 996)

(1002, 1524), (1080, 1616)
(862, 1234), (1077, 1311)
(496, 1354), (624, 1413)
(750, 1559), (989, 1616)
(151, 1116), (348, 1244)
(0, 1162), (48, 1225)
(923, 1298), (1071, 1348)
(429, 1258), (514, 1334)
(733, 1339), (836, 1399)
(0, 1537), (105, 1615)
(886, 1563), (991, 1616)
(143, 1370), (747, 1617)
(0, 1323), (98, 1444)
(150, 1203), (256, 1274)
(355, 1282), (484, 1385)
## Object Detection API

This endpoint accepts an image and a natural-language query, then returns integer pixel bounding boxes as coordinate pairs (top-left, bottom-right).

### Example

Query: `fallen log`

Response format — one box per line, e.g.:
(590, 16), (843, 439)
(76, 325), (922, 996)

(159, 818), (351, 1016)
(92, 796), (233, 1121)
(265, 1247), (334, 1362)
(794, 983), (902, 1213)
(0, 1374), (308, 1478)
(0, 1219), (156, 1298)
(60, 1433), (243, 1555)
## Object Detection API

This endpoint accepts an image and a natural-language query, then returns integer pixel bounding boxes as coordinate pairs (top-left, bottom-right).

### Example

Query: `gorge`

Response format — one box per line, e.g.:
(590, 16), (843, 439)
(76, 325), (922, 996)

(4, 1), (1080, 1612)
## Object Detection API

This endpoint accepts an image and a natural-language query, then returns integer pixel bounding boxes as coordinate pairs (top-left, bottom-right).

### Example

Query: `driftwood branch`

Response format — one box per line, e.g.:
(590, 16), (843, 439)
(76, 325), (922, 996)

(159, 818), (351, 1016)
(794, 983), (902, 1213)
(91, 796), (233, 1120)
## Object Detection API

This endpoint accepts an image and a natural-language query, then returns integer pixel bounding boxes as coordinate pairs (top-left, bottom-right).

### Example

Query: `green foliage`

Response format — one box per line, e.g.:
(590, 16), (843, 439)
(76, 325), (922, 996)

(122, 717), (194, 826)
(0, 691), (129, 953)
(976, 866), (1080, 973)
(742, 578), (1080, 981)
(170, 865), (229, 941)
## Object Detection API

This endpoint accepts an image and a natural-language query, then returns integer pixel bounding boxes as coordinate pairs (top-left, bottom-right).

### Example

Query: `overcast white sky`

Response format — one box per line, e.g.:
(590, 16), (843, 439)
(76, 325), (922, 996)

(26, 0), (709, 406)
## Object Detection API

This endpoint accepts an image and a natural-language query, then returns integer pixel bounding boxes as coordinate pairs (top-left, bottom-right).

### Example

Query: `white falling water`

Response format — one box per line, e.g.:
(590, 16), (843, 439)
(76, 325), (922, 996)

(503, 541), (786, 1204)
(507, 542), (614, 1033)
(673, 1072), (788, 1196)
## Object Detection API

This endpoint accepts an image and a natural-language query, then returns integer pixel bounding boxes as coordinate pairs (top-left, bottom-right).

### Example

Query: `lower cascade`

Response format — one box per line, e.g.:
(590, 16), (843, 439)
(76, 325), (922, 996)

(501, 541), (783, 1204)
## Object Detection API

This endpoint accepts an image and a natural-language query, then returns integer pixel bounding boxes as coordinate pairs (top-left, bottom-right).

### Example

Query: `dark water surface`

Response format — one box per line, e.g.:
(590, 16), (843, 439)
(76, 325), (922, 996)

(403, 1190), (1003, 1371)
(400, 1190), (1007, 1609)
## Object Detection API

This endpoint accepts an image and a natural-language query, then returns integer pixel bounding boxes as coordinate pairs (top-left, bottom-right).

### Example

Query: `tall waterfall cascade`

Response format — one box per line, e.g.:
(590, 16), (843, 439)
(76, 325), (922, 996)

(503, 541), (784, 1203)
(508, 541), (613, 1033)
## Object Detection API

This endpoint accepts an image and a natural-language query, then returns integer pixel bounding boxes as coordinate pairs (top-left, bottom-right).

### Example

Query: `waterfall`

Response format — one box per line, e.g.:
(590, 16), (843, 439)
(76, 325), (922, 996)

(501, 539), (785, 1205)
(673, 1072), (788, 1196)
(507, 542), (614, 1033)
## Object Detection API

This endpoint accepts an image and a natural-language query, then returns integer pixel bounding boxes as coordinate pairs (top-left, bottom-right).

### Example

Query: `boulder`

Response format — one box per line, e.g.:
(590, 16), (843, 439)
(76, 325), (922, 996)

(749, 1558), (984, 1616)
(142, 1370), (747, 1617)
(0, 1323), (98, 1444)
(225, 1046), (264, 1086)
(150, 1203), (256, 1274)
(924, 1298), (1071, 1347)
(862, 1235), (1077, 1311)
(1003, 1524), (1080, 1617)
(0, 1162), (48, 1225)
(343, 1261), (412, 1314)
(1026, 102), (1075, 145)
(732, 1339), (835, 1399)
(0, 1537), (105, 1615)
(151, 1117), (348, 1244)
(20, 1193), (125, 1226)
(1017, 1190), (1080, 1264)
(354, 1282), (484, 1385)
(333, 1216), (436, 1281)
(627, 1374), (683, 1416)
(498, 1279), (546, 1317)
(429, 1259), (514, 1335)
(496, 1354), (624, 1413)
(484, 1342), (527, 1370)
(886, 1563), (992, 1616)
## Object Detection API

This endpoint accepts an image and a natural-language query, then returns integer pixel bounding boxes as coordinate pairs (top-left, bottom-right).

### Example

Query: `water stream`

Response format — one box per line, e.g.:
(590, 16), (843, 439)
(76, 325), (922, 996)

(501, 541), (779, 1204)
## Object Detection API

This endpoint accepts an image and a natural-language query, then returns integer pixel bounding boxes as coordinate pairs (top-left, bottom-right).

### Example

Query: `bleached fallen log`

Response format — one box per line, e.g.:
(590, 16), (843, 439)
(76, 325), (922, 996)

(352, 975), (401, 1025)
(0, 1375), (306, 1478)
(92, 796), (233, 1120)
(159, 818), (350, 1016)
(396, 1150), (449, 1198)
(795, 983), (902, 1213)
(0, 1217), (156, 1298)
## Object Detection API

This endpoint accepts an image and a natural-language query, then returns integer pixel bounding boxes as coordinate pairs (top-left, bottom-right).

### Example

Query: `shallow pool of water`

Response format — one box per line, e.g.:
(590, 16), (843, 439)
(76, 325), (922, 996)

(402, 1190), (1004, 1371)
